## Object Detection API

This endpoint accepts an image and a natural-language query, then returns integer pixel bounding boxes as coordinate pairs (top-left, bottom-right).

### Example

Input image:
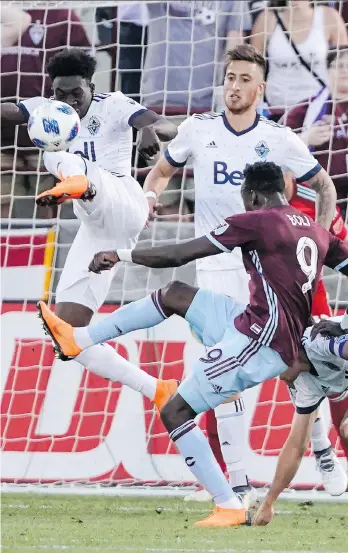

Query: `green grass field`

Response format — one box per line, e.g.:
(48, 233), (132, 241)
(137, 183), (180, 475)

(2, 493), (348, 553)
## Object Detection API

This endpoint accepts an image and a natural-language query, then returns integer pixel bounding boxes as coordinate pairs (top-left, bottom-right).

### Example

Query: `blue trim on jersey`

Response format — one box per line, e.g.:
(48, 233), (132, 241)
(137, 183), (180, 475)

(128, 108), (148, 127)
(296, 162), (322, 183)
(338, 340), (347, 358)
(222, 111), (260, 136)
(17, 102), (30, 121)
(334, 258), (348, 272)
(164, 148), (187, 168)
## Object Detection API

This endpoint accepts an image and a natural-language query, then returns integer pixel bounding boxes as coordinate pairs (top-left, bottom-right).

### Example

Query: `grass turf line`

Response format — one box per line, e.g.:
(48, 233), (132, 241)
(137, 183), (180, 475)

(2, 494), (348, 553)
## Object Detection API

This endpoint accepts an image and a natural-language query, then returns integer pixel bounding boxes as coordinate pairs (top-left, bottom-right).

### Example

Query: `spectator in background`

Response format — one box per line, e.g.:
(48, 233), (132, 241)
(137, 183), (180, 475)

(251, 0), (347, 118)
(1, 5), (90, 218)
(141, 1), (251, 113)
(286, 46), (348, 221)
(118, 2), (149, 103)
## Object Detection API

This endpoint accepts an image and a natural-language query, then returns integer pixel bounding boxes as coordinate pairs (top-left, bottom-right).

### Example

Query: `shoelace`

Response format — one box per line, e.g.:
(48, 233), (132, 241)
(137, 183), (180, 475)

(317, 453), (335, 473)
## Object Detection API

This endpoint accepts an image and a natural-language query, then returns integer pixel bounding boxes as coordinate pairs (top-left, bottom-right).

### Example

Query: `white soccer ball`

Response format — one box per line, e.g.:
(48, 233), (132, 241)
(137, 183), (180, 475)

(28, 100), (80, 152)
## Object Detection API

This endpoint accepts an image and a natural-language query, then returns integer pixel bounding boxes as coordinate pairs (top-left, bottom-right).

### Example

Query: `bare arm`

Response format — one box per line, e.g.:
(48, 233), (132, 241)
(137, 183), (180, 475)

(325, 6), (348, 46)
(307, 168), (337, 230)
(254, 410), (317, 525)
(250, 10), (276, 55)
(143, 156), (179, 216)
(88, 236), (221, 274)
(1, 6), (31, 47)
(131, 109), (178, 142)
(0, 103), (28, 125)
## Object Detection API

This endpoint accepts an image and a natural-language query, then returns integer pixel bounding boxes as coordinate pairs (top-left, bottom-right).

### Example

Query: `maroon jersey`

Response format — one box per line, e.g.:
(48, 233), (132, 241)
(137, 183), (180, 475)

(1, 9), (90, 151)
(208, 205), (348, 365)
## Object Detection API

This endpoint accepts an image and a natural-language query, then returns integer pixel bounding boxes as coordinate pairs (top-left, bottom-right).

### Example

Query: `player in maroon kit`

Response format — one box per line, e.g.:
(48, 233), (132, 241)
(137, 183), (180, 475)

(37, 161), (348, 528)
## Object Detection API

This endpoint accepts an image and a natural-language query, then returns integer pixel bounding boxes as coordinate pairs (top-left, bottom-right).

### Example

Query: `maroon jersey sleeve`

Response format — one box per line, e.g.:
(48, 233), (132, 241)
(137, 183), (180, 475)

(207, 213), (260, 252)
(285, 102), (308, 132)
(325, 235), (348, 275)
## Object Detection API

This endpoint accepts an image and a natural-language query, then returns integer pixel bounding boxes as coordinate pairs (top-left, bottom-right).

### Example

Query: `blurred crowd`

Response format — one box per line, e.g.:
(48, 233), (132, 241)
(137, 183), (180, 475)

(1, 0), (347, 221)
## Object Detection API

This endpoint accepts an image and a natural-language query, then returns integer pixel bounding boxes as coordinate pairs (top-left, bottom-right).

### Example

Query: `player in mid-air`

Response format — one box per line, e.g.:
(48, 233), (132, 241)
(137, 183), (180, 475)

(143, 43), (342, 503)
(0, 48), (179, 408)
(254, 308), (348, 526)
(36, 161), (348, 527)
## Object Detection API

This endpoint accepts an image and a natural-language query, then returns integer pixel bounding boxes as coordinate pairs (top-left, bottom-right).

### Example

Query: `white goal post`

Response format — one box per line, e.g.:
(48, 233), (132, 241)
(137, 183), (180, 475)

(1, 0), (347, 500)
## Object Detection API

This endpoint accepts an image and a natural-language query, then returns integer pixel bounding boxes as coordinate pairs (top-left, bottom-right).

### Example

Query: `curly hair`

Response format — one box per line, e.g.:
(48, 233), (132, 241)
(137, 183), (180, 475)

(243, 161), (285, 194)
(46, 48), (97, 82)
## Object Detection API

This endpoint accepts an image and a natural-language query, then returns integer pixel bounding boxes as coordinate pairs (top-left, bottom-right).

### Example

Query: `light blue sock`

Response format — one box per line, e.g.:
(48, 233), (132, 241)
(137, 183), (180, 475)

(87, 291), (167, 345)
(170, 421), (240, 507)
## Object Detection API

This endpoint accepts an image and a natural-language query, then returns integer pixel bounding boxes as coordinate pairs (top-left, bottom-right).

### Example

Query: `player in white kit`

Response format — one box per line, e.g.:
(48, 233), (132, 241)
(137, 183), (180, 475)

(143, 44), (340, 503)
(0, 48), (179, 407)
(255, 309), (348, 526)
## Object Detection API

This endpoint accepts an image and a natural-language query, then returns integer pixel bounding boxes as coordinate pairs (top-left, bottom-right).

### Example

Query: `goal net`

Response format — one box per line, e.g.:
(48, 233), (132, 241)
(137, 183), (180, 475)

(1, 0), (347, 499)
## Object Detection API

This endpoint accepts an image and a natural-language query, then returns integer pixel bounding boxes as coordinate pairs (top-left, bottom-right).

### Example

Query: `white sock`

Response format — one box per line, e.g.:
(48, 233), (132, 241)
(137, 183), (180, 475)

(75, 343), (157, 400)
(311, 408), (331, 453)
(74, 327), (95, 350)
(43, 151), (86, 179)
(215, 398), (248, 489)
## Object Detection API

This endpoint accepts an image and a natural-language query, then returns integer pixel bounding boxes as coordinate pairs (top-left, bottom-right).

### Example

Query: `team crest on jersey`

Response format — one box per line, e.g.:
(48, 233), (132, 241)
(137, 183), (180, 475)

(88, 116), (101, 135)
(213, 222), (228, 235)
(29, 21), (44, 45)
(254, 140), (270, 159)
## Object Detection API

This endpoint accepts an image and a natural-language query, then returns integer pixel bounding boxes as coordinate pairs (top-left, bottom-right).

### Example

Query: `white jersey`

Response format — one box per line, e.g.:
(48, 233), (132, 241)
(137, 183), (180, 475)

(18, 92), (147, 176)
(293, 327), (348, 414)
(166, 112), (321, 271)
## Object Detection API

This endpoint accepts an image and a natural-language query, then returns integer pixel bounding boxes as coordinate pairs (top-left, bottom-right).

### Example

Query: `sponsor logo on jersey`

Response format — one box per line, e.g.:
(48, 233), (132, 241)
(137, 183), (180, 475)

(206, 141), (217, 148)
(213, 161), (243, 185)
(212, 384), (222, 394)
(88, 116), (101, 135)
(321, 385), (330, 393)
(254, 140), (270, 158)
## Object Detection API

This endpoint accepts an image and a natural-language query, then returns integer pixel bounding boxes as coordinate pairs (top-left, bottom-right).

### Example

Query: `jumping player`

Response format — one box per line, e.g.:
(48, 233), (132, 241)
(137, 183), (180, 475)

(37, 161), (348, 527)
(0, 48), (178, 408)
(143, 43), (340, 504)
(254, 308), (348, 526)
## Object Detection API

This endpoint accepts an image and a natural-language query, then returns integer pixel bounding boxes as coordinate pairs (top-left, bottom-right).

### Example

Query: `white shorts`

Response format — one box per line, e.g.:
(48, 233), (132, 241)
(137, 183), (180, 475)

(196, 267), (250, 305)
(56, 164), (148, 312)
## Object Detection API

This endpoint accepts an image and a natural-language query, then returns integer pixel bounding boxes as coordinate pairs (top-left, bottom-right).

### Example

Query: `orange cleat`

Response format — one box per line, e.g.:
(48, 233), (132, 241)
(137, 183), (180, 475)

(153, 379), (179, 411)
(194, 506), (249, 528)
(37, 301), (82, 360)
(36, 175), (93, 206)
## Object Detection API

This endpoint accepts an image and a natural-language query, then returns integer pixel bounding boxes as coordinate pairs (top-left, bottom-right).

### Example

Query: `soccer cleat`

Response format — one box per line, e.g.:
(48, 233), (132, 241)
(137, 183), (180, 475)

(193, 506), (248, 528)
(153, 379), (179, 411)
(316, 447), (348, 496)
(36, 175), (95, 206)
(37, 301), (82, 360)
(232, 484), (259, 509)
(184, 485), (212, 502)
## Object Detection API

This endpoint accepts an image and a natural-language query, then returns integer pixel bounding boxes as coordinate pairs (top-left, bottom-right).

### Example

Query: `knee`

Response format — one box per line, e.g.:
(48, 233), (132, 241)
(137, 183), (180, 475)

(160, 280), (187, 312)
(160, 393), (196, 434)
(339, 415), (348, 442)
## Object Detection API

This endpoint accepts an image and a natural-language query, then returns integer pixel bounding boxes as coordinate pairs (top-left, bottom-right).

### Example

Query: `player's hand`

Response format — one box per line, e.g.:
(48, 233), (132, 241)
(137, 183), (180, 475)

(310, 318), (344, 340)
(88, 250), (119, 274)
(138, 127), (161, 161)
(302, 120), (331, 147)
(253, 502), (274, 526)
(147, 196), (163, 219)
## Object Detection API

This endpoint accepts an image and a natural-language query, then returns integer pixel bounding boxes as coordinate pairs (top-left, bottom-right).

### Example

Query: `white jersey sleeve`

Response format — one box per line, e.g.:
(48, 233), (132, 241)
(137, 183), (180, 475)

(282, 126), (322, 183)
(305, 331), (348, 360)
(17, 96), (46, 120)
(165, 117), (193, 167)
(293, 372), (325, 414)
(105, 91), (147, 130)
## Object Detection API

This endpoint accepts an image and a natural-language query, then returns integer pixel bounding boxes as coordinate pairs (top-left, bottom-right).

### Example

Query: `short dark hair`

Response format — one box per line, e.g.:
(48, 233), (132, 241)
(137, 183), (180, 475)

(243, 161), (285, 195)
(327, 45), (348, 68)
(46, 48), (97, 82)
(224, 44), (266, 77)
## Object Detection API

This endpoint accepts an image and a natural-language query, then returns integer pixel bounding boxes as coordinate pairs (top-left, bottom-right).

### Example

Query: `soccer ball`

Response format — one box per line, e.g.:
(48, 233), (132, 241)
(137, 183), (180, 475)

(28, 100), (80, 152)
